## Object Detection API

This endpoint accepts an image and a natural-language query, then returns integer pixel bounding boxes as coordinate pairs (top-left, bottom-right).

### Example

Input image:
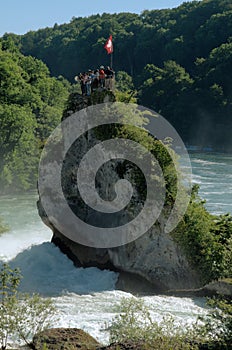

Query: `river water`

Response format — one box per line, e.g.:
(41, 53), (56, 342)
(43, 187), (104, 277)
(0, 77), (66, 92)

(0, 152), (231, 344)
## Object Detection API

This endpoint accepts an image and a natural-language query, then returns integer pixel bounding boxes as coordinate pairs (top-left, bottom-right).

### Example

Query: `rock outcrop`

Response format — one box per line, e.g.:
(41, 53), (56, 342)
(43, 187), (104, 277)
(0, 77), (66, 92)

(165, 279), (232, 298)
(38, 90), (201, 292)
(51, 222), (199, 292)
(32, 328), (100, 350)
(32, 328), (145, 350)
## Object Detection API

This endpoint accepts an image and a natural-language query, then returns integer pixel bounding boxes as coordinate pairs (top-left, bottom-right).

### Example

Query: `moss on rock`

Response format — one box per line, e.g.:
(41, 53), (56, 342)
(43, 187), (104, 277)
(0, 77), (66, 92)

(32, 328), (100, 350)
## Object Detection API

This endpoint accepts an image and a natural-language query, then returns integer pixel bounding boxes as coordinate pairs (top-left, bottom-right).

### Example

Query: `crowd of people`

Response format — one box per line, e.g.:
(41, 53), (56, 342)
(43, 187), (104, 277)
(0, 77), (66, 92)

(75, 65), (115, 96)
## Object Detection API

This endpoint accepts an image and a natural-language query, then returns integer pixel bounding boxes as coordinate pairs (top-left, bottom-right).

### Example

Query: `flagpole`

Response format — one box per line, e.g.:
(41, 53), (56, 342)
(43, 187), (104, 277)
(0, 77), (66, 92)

(110, 52), (113, 69)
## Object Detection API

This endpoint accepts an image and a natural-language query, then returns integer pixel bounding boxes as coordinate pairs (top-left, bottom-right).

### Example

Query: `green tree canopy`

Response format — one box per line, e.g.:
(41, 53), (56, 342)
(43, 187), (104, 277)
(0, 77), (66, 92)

(0, 44), (70, 192)
(3, 0), (231, 150)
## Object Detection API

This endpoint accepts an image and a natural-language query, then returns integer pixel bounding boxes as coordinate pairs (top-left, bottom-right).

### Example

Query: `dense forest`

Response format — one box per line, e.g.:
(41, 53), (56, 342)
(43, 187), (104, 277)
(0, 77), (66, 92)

(1, 0), (232, 150)
(0, 43), (70, 192)
(0, 0), (232, 192)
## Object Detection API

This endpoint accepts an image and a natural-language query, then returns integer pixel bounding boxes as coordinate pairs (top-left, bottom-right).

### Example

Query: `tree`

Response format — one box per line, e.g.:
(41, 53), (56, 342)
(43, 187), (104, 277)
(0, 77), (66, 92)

(0, 45), (69, 192)
(172, 186), (232, 282)
(139, 60), (194, 142)
(108, 297), (199, 349)
(116, 71), (134, 92)
(0, 264), (56, 350)
(0, 104), (37, 175)
(14, 294), (56, 347)
(198, 297), (232, 348)
(0, 264), (21, 350)
(109, 295), (232, 349)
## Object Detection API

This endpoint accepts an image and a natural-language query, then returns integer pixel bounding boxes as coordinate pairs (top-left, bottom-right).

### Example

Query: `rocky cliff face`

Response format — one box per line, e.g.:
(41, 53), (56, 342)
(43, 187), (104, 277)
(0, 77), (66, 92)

(38, 90), (200, 292)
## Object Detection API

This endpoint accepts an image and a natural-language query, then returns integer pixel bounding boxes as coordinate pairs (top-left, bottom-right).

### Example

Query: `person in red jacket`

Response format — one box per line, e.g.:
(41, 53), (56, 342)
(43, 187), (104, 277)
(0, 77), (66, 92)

(99, 65), (106, 88)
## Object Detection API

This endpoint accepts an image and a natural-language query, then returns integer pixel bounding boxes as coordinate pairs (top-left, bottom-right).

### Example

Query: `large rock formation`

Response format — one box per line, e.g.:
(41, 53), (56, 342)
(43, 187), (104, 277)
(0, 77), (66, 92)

(38, 90), (200, 292)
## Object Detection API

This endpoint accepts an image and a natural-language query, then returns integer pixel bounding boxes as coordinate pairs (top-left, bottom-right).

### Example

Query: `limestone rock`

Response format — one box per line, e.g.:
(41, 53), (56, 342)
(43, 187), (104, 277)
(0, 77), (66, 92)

(38, 90), (201, 292)
(62, 89), (116, 121)
(201, 279), (232, 297)
(32, 328), (100, 350)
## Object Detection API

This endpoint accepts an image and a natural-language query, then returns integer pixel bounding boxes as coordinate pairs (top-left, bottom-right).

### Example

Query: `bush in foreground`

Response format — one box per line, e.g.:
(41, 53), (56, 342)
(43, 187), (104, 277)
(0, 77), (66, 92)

(108, 297), (199, 350)
(196, 297), (232, 349)
(108, 297), (232, 350)
(0, 263), (56, 349)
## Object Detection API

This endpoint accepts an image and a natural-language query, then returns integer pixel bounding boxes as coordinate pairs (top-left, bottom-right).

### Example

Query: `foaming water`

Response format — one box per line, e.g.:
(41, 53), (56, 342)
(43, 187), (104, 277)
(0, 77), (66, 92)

(1, 152), (231, 343)
(190, 153), (232, 215)
(6, 242), (118, 296)
(0, 193), (208, 344)
(53, 292), (208, 343)
(0, 193), (51, 260)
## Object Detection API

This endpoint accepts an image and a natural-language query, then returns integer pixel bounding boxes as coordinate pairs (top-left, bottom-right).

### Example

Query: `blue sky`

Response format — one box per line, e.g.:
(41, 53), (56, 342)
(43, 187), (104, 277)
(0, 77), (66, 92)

(0, 0), (192, 37)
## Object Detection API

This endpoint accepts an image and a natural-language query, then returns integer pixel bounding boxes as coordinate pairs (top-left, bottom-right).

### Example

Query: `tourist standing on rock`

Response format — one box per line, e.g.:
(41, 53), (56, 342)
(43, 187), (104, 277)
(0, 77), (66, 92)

(105, 66), (115, 90)
(85, 70), (92, 96)
(76, 73), (86, 96)
(91, 70), (99, 92)
(99, 66), (106, 88)
(75, 65), (115, 95)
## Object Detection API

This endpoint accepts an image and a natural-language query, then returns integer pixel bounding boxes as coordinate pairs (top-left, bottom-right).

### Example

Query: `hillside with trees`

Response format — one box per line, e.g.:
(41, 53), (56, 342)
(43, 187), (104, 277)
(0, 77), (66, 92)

(0, 3), (232, 349)
(2, 0), (232, 150)
(0, 40), (70, 192)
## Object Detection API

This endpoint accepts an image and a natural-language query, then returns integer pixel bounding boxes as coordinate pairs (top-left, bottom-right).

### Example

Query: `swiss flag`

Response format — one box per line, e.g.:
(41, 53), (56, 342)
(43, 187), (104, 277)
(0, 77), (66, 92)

(104, 35), (113, 54)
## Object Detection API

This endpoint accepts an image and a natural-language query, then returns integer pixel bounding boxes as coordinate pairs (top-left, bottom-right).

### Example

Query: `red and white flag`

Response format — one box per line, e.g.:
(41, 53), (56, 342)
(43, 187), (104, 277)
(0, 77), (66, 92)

(104, 35), (113, 54)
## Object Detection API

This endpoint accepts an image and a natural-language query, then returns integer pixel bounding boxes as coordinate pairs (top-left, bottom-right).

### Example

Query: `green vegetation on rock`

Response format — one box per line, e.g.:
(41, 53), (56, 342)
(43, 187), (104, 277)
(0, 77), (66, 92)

(172, 185), (232, 283)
